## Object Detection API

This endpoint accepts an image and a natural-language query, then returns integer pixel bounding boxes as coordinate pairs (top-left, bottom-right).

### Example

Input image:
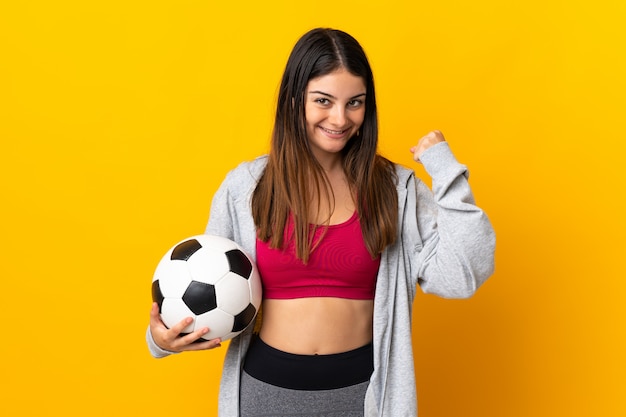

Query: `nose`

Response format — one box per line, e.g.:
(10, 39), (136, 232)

(328, 105), (347, 127)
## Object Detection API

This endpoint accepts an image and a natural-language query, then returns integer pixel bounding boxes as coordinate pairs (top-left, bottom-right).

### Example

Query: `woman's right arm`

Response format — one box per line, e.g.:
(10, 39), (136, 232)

(146, 172), (238, 358)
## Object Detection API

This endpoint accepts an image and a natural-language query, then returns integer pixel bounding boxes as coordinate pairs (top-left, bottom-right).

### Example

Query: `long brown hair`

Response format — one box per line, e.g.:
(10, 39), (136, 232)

(252, 28), (398, 263)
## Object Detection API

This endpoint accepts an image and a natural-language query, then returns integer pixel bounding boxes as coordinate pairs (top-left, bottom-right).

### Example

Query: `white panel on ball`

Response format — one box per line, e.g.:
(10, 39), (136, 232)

(195, 309), (235, 341)
(216, 272), (252, 315)
(187, 246), (230, 285)
(197, 234), (240, 253)
(161, 298), (194, 333)
(154, 259), (192, 298)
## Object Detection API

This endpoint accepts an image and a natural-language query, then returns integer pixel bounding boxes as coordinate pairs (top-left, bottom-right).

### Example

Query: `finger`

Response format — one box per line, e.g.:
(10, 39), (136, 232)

(186, 338), (222, 351)
(174, 326), (222, 351)
(181, 329), (223, 350)
(411, 141), (424, 163)
(150, 302), (159, 318)
(429, 130), (445, 142)
(149, 302), (166, 327)
(169, 316), (194, 336)
(157, 318), (194, 351)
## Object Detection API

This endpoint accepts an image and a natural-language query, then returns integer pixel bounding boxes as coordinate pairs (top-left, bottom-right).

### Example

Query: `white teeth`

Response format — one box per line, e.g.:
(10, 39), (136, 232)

(321, 127), (346, 135)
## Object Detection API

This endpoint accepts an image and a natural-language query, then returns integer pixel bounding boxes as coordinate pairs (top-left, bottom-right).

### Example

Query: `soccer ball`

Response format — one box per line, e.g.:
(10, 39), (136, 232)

(151, 234), (262, 342)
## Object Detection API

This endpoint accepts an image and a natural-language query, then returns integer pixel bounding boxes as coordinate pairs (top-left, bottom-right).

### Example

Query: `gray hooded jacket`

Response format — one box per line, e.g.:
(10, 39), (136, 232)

(147, 142), (496, 416)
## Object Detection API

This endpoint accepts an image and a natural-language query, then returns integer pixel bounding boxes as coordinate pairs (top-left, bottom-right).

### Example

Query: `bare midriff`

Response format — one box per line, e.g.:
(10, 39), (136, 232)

(259, 297), (374, 355)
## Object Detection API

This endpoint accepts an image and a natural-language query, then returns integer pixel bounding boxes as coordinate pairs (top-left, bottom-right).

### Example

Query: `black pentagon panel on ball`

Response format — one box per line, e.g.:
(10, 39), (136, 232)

(182, 281), (217, 315)
(151, 281), (164, 311)
(232, 304), (257, 332)
(171, 239), (203, 261)
(225, 249), (253, 278)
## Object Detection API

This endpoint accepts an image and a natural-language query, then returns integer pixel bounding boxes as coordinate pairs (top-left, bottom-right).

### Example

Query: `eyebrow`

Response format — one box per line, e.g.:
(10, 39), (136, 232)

(308, 90), (366, 100)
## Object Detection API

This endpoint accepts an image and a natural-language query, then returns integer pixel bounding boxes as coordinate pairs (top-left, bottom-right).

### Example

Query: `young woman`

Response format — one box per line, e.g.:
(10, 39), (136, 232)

(147, 28), (495, 417)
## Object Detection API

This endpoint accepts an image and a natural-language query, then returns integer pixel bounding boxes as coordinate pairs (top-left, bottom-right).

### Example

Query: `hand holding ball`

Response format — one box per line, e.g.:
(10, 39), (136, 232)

(152, 235), (262, 342)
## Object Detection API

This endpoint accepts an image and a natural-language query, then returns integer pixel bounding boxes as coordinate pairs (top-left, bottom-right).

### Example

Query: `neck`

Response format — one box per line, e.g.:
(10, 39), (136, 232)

(313, 152), (343, 174)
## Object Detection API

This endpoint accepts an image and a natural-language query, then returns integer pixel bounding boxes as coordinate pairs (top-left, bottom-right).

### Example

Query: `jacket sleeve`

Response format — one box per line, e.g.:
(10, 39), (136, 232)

(413, 142), (496, 298)
(205, 171), (237, 240)
(204, 160), (261, 258)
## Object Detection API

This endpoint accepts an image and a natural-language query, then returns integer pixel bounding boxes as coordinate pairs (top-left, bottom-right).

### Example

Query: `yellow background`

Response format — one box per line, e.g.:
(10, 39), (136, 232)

(1, 1), (625, 416)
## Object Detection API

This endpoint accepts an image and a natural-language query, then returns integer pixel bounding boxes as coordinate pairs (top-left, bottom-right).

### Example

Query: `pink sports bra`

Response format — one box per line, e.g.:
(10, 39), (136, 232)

(256, 212), (380, 300)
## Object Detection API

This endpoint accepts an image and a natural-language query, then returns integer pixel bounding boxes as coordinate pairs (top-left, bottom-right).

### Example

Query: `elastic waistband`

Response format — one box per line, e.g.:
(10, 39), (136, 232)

(243, 336), (373, 390)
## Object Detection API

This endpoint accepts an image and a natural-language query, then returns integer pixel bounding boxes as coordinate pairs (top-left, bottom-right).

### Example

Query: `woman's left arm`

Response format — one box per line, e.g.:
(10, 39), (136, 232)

(410, 132), (496, 298)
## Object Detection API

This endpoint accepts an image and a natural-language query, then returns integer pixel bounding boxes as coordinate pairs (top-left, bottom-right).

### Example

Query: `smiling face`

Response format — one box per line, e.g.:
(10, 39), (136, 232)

(304, 68), (366, 163)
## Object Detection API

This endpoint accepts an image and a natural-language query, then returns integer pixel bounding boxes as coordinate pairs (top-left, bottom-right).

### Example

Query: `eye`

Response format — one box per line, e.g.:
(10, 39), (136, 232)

(348, 99), (364, 108)
(314, 98), (331, 105)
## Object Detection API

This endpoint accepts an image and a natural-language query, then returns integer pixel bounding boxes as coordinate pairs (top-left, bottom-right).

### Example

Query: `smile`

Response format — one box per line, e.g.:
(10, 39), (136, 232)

(320, 126), (349, 135)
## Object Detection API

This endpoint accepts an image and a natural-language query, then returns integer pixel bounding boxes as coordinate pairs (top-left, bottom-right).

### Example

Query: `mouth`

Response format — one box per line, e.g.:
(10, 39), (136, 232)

(319, 126), (350, 136)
